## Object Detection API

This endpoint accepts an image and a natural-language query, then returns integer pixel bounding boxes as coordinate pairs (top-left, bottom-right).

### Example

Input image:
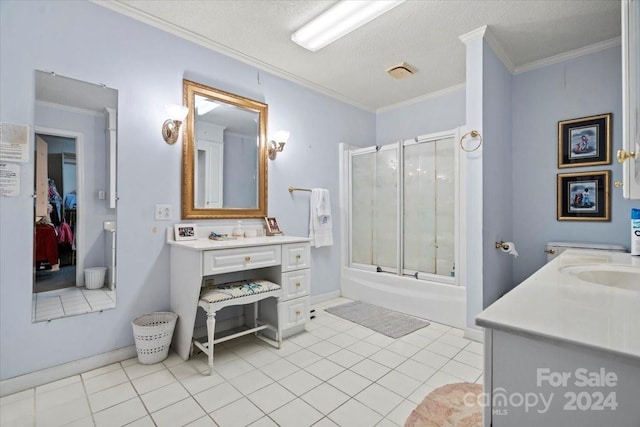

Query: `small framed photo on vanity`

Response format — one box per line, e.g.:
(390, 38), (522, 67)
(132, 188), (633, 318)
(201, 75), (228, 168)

(174, 223), (198, 241)
(265, 217), (282, 235)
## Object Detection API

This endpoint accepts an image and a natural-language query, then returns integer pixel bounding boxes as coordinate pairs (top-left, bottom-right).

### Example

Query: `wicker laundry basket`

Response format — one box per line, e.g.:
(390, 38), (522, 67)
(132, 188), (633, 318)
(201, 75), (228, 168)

(132, 312), (178, 364)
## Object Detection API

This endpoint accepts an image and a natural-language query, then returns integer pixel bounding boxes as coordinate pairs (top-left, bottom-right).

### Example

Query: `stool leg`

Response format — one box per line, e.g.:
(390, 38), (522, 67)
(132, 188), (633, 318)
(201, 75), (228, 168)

(276, 298), (282, 349)
(206, 311), (216, 375)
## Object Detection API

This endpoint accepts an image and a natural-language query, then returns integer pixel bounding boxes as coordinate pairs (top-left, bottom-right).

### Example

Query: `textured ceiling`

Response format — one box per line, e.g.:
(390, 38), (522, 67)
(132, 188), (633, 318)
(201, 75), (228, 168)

(99, 0), (621, 111)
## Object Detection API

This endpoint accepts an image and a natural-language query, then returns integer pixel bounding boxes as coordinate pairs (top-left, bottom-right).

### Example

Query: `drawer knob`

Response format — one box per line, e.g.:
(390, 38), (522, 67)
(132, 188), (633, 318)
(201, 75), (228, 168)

(295, 310), (301, 316)
(295, 282), (301, 288)
(245, 256), (251, 262)
(295, 254), (301, 260)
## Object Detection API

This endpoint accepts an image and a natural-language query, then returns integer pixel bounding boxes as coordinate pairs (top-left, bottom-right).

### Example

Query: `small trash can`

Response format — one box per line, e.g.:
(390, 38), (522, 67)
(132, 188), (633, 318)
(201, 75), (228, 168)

(132, 312), (178, 364)
(84, 267), (107, 289)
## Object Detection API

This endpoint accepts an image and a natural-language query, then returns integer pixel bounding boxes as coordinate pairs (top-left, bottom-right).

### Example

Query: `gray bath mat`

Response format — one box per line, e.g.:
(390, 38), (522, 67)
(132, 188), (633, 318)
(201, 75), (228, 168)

(325, 301), (430, 339)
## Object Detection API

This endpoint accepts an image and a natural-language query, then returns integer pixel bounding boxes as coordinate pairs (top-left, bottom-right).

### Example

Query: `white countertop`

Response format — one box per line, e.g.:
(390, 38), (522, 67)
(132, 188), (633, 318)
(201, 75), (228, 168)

(168, 234), (310, 251)
(476, 249), (640, 360)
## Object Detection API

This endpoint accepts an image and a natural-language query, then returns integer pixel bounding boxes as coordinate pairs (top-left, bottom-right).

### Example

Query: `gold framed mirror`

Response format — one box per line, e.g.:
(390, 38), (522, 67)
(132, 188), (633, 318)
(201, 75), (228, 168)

(182, 79), (268, 219)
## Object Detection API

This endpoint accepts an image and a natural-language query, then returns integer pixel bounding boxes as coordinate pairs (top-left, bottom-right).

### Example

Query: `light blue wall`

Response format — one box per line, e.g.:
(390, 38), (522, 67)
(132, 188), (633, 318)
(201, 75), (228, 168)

(376, 89), (466, 144)
(512, 45), (638, 285)
(481, 42), (514, 308)
(0, 1), (374, 380)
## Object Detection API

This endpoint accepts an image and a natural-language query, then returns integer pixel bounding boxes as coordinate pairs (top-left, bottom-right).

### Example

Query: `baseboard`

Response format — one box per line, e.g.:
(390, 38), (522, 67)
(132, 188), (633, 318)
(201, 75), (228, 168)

(0, 345), (137, 397)
(464, 327), (484, 343)
(310, 290), (341, 306)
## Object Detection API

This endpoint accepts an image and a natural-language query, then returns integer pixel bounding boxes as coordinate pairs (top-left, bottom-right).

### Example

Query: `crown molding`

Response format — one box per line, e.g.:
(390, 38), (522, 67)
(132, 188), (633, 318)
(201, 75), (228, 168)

(458, 25), (487, 44)
(91, 0), (374, 112)
(376, 83), (466, 113)
(483, 27), (515, 73)
(514, 37), (621, 75)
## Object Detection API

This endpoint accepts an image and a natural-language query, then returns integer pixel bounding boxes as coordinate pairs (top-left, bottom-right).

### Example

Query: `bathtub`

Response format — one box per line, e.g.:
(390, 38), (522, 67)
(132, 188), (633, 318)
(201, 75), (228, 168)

(340, 267), (466, 328)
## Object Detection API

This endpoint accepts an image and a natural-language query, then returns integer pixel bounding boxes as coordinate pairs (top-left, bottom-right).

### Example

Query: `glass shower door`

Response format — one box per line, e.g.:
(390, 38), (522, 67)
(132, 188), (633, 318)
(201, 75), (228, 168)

(403, 136), (455, 277)
(350, 144), (398, 271)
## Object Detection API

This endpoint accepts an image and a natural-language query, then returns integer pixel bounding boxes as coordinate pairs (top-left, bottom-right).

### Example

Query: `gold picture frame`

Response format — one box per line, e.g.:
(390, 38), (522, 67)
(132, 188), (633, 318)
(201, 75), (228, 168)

(557, 171), (610, 221)
(558, 113), (612, 168)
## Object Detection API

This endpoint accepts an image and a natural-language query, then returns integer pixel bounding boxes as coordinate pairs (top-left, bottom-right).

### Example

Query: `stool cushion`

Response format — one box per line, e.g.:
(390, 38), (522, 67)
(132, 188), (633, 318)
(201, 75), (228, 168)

(200, 280), (281, 304)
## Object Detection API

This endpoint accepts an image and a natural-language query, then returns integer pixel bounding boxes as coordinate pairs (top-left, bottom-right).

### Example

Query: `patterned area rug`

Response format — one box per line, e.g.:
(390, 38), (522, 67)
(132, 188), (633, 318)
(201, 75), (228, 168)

(404, 382), (483, 427)
(324, 301), (430, 338)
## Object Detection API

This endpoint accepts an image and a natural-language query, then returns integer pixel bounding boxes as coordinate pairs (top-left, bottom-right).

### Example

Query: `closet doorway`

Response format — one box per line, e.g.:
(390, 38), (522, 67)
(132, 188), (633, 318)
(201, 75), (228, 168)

(34, 131), (81, 293)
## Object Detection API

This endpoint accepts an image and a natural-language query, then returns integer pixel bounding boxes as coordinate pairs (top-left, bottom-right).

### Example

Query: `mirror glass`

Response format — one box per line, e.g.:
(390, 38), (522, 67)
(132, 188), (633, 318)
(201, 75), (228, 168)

(33, 70), (118, 322)
(182, 79), (268, 219)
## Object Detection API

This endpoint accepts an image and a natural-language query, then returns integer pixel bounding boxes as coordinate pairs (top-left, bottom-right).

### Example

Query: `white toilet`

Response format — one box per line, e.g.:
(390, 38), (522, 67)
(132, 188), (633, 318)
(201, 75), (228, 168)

(545, 241), (627, 262)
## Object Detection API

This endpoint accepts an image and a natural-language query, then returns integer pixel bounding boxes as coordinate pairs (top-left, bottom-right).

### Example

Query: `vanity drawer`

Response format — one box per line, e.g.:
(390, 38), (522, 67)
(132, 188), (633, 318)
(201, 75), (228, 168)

(281, 243), (311, 272)
(202, 245), (281, 275)
(281, 269), (310, 300)
(280, 298), (309, 330)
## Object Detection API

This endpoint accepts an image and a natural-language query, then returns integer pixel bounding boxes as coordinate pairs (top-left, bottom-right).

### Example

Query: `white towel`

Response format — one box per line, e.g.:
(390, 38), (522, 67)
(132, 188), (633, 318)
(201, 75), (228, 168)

(309, 188), (333, 248)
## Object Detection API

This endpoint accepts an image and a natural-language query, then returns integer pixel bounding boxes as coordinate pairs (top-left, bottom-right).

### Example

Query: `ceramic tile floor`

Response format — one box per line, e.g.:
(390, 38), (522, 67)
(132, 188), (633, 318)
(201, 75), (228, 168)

(3, 298), (483, 427)
(32, 287), (116, 322)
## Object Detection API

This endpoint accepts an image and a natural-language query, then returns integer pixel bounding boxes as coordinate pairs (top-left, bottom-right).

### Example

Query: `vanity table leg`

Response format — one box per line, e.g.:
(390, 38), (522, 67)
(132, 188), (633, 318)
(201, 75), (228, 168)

(206, 311), (216, 375)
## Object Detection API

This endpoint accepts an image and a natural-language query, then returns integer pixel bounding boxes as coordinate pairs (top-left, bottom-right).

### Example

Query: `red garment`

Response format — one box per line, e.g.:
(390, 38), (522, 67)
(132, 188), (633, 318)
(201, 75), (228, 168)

(35, 223), (59, 266)
(58, 221), (74, 246)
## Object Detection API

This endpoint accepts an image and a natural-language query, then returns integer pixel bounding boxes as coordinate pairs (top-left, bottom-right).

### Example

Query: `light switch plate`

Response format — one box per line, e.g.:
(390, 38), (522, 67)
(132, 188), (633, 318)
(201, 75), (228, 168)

(155, 204), (172, 220)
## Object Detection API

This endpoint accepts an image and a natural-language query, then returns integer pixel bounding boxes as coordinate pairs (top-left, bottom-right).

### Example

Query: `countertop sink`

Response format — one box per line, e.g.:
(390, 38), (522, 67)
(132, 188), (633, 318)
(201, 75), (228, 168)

(560, 264), (640, 291)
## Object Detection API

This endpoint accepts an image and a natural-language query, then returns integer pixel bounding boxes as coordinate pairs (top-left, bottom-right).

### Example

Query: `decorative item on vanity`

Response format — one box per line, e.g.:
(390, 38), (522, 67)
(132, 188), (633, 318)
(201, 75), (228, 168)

(558, 113), (612, 168)
(162, 104), (189, 144)
(557, 170), (610, 221)
(174, 223), (197, 241)
(495, 241), (518, 257)
(265, 216), (282, 235)
(232, 220), (244, 238)
(268, 130), (290, 160)
(459, 129), (482, 152)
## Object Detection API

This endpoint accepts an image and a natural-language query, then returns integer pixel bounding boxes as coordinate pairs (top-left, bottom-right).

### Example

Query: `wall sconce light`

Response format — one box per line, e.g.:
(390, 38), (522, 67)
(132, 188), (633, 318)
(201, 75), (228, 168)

(268, 130), (290, 160)
(162, 104), (189, 144)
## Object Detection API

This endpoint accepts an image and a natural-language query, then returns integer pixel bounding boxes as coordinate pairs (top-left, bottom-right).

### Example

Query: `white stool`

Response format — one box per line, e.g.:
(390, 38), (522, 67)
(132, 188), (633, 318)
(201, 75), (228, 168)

(193, 279), (282, 375)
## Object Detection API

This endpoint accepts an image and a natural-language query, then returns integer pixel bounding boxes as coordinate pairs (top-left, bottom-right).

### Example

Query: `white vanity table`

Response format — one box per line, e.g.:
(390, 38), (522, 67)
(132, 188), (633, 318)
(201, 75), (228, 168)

(476, 250), (640, 427)
(167, 230), (311, 361)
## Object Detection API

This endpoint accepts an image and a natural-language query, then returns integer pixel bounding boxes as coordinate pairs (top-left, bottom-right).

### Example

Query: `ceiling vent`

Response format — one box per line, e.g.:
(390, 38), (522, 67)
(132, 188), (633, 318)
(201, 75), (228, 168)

(386, 62), (416, 79)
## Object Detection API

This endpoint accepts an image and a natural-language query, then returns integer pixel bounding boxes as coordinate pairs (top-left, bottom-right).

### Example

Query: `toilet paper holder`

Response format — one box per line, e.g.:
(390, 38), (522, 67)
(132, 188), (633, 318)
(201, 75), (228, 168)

(495, 241), (510, 250)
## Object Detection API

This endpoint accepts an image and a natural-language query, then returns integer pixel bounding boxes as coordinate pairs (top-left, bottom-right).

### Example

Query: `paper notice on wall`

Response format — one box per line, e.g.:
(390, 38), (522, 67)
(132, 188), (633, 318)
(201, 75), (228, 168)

(0, 162), (20, 197)
(0, 122), (29, 163)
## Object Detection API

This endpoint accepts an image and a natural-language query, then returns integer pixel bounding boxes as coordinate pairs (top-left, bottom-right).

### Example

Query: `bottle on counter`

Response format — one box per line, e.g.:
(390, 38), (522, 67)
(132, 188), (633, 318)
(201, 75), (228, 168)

(232, 220), (244, 239)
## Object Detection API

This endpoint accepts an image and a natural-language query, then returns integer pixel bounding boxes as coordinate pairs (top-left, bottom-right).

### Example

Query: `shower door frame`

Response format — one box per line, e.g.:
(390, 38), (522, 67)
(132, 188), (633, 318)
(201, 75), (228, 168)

(346, 128), (460, 286)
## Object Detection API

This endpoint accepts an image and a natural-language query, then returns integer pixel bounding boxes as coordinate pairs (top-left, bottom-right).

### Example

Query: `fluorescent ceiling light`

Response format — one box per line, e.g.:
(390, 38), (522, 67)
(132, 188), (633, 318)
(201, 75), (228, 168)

(292, 0), (405, 52)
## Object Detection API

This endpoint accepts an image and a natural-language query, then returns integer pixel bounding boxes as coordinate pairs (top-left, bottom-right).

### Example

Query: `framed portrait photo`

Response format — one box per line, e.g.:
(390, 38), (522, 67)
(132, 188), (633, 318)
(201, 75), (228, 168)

(264, 217), (282, 235)
(558, 113), (612, 168)
(557, 171), (610, 221)
(174, 223), (198, 241)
